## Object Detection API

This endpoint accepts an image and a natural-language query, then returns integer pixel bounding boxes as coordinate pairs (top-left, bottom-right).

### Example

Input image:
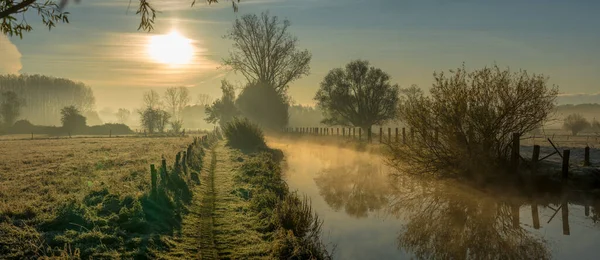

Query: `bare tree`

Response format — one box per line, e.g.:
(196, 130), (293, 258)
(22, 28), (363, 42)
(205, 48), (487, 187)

(223, 11), (311, 94)
(391, 64), (558, 178)
(563, 113), (590, 136)
(143, 90), (161, 110)
(196, 94), (213, 107)
(314, 60), (399, 131)
(163, 86), (190, 121)
(115, 108), (131, 124)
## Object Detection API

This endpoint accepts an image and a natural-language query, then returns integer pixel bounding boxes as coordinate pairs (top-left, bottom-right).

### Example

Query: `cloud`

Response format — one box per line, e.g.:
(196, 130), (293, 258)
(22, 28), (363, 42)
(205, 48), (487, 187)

(0, 35), (22, 74)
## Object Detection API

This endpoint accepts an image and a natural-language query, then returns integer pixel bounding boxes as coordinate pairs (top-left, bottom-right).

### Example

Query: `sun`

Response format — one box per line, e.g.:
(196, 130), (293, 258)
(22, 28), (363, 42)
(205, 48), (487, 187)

(147, 30), (194, 65)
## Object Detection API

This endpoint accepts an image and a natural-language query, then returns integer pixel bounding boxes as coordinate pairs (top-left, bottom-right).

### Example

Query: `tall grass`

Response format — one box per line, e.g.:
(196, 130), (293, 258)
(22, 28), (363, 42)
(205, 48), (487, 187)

(223, 117), (266, 151)
(235, 152), (332, 259)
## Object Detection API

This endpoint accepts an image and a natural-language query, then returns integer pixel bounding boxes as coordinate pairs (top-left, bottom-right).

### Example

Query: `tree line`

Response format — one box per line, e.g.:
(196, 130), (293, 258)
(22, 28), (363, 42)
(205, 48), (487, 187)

(0, 74), (96, 125)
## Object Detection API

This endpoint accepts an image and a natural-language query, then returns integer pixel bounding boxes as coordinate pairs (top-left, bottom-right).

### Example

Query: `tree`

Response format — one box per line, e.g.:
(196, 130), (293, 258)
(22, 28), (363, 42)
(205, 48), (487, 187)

(0, 74), (96, 125)
(143, 90), (161, 110)
(0, 90), (25, 127)
(236, 81), (288, 130)
(563, 113), (590, 136)
(592, 119), (600, 134)
(314, 60), (399, 131)
(1, 0), (239, 37)
(196, 93), (212, 107)
(205, 80), (239, 128)
(223, 11), (311, 94)
(61, 105), (86, 134)
(391, 64), (558, 178)
(115, 108), (131, 124)
(138, 107), (170, 133)
(163, 86), (190, 122)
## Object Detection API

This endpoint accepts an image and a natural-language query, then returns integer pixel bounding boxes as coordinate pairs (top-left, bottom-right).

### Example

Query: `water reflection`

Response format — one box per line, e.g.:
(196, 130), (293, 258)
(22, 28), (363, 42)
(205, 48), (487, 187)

(387, 178), (550, 259)
(270, 138), (600, 259)
(314, 159), (391, 218)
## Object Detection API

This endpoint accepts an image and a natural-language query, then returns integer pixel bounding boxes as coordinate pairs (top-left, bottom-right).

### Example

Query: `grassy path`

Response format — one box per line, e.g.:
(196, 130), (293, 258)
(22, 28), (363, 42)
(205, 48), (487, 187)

(198, 144), (218, 259)
(211, 142), (271, 259)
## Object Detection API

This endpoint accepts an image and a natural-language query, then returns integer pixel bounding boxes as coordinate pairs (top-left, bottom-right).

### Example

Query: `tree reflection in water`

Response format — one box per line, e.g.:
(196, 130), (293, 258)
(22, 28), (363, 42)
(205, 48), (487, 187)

(313, 155), (391, 218)
(312, 153), (550, 259)
(388, 177), (551, 260)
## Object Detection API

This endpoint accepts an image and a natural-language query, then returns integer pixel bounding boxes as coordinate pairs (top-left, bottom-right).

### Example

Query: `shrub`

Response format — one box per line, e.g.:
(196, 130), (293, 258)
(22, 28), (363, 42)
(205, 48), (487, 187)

(563, 113), (590, 136)
(223, 117), (266, 151)
(394, 64), (558, 179)
(236, 81), (289, 130)
(61, 106), (87, 134)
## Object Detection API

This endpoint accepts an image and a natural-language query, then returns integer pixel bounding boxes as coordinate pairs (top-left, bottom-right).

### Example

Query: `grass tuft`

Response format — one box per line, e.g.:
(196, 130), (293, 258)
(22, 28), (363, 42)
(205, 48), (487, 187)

(223, 118), (267, 151)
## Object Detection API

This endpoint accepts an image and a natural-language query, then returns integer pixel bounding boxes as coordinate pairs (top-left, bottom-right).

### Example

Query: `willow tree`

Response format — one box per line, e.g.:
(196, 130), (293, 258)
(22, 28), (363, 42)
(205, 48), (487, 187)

(314, 60), (399, 131)
(1, 0), (240, 37)
(223, 11), (311, 94)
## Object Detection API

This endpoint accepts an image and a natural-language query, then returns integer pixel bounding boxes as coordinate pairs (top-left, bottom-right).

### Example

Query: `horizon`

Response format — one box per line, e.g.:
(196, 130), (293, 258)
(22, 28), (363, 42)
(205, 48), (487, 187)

(2, 0), (600, 110)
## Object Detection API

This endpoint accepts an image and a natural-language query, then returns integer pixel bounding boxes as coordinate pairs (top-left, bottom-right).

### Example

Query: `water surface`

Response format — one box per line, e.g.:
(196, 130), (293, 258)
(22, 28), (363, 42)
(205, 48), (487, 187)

(269, 137), (600, 260)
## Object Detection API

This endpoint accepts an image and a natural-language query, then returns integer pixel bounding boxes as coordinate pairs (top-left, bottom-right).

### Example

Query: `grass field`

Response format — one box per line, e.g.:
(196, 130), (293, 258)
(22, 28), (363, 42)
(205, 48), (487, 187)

(0, 136), (198, 258)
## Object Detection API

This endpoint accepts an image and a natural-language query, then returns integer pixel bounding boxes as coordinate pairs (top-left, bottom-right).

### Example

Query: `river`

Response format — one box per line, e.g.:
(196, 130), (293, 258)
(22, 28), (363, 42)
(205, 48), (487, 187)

(268, 137), (600, 260)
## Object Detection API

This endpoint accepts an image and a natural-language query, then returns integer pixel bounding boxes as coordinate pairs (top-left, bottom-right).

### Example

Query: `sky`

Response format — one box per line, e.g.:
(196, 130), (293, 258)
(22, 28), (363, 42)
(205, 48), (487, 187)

(2, 0), (600, 111)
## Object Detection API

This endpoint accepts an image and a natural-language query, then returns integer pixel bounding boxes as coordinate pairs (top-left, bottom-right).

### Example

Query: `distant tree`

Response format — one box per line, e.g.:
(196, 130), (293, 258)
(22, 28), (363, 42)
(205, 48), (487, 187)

(196, 93), (213, 107)
(115, 108), (131, 124)
(0, 74), (95, 125)
(0, 90), (25, 127)
(143, 90), (161, 109)
(563, 113), (590, 136)
(205, 80), (239, 128)
(2, 0), (240, 37)
(171, 119), (183, 133)
(592, 119), (600, 134)
(236, 81), (288, 130)
(315, 60), (399, 131)
(139, 107), (169, 134)
(61, 105), (86, 134)
(223, 11), (311, 94)
(163, 86), (190, 122)
(157, 109), (170, 133)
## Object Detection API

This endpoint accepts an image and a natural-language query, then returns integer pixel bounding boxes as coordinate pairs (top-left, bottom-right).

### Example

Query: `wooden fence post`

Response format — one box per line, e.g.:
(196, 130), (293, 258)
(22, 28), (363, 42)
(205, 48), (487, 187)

(402, 128), (406, 144)
(562, 149), (570, 180)
(368, 128), (372, 143)
(532, 145), (540, 174)
(584, 146), (590, 166)
(511, 133), (520, 172)
(359, 128), (362, 141)
(337, 128), (339, 136)
(182, 151), (188, 175)
(379, 127), (383, 143)
(161, 157), (168, 185)
(388, 128), (391, 143)
(150, 164), (157, 198)
(395, 128), (398, 143)
(353, 128), (355, 138)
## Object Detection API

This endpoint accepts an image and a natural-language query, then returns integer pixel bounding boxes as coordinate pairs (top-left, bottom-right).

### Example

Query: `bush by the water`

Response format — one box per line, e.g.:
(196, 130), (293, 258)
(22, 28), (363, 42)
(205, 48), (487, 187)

(392, 64), (558, 179)
(223, 117), (267, 150)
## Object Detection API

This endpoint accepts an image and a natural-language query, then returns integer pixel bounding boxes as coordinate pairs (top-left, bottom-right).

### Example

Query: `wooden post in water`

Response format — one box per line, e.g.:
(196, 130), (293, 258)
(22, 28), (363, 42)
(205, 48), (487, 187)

(584, 146), (590, 166)
(562, 149), (570, 180)
(562, 200), (570, 235)
(511, 133), (520, 173)
(585, 205), (590, 216)
(402, 128), (406, 144)
(532, 202), (540, 229)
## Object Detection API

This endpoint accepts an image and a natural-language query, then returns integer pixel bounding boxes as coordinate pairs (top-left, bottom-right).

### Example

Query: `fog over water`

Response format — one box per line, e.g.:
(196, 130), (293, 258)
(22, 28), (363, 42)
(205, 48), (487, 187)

(268, 136), (600, 260)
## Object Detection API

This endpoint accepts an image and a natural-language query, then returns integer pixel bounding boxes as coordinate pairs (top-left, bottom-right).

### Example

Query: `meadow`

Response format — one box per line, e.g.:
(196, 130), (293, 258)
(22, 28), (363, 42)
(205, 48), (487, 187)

(0, 136), (199, 258)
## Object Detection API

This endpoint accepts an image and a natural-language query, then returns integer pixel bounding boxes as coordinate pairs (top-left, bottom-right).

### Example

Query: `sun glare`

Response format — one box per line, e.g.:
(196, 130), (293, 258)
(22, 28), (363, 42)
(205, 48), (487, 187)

(147, 30), (194, 65)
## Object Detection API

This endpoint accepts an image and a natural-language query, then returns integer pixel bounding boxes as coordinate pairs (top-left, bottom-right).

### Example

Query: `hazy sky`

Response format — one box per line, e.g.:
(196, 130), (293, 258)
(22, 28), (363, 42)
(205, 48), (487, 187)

(2, 0), (600, 110)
